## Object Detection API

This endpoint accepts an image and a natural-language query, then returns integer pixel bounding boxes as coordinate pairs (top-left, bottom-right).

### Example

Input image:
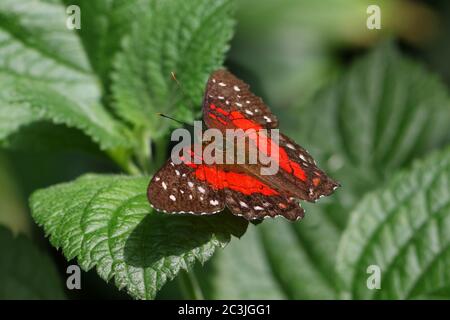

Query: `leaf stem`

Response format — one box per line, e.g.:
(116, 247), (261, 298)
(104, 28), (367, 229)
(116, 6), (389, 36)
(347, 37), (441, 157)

(107, 149), (141, 175)
(178, 270), (204, 300)
(135, 129), (152, 175)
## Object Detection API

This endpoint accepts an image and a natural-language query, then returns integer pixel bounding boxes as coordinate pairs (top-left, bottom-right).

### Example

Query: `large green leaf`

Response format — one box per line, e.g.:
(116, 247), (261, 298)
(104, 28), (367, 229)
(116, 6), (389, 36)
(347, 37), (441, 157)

(0, 74), (131, 150)
(112, 0), (235, 135)
(337, 147), (450, 299)
(203, 44), (450, 299)
(30, 174), (248, 300)
(0, 0), (132, 151)
(0, 226), (65, 299)
(0, 0), (94, 97)
(62, 0), (150, 84)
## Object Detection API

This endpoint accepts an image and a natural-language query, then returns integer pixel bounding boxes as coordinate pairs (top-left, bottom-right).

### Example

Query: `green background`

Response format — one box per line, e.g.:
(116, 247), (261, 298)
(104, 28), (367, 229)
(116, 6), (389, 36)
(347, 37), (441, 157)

(0, 0), (450, 300)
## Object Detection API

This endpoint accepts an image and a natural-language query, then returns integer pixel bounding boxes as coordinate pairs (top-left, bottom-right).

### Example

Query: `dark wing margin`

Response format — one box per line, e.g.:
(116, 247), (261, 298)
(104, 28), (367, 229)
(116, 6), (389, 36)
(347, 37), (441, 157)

(278, 133), (340, 202)
(224, 188), (304, 221)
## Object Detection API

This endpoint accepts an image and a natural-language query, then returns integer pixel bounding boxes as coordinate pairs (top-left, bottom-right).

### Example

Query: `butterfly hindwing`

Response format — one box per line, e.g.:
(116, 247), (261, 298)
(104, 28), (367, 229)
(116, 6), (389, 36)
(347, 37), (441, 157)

(275, 133), (340, 202)
(224, 188), (304, 221)
(147, 159), (225, 215)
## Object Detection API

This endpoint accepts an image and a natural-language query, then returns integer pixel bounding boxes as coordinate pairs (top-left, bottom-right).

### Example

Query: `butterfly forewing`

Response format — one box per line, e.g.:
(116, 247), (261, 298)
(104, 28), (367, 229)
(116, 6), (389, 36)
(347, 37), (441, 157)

(203, 69), (278, 130)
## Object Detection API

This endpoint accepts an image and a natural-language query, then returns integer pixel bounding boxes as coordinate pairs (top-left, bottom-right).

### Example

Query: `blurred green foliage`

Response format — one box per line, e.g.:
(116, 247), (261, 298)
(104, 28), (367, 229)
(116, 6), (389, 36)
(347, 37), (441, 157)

(0, 0), (449, 299)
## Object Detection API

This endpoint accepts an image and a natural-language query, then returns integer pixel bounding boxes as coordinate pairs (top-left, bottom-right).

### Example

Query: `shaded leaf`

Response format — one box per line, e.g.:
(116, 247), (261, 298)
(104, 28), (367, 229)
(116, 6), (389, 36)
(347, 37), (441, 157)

(1, 122), (100, 154)
(202, 225), (286, 299)
(0, 225), (65, 299)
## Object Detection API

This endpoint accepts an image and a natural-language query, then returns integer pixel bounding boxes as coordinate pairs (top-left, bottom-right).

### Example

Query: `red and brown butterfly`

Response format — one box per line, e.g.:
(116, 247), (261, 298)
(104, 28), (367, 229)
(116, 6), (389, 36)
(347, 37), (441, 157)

(147, 69), (339, 221)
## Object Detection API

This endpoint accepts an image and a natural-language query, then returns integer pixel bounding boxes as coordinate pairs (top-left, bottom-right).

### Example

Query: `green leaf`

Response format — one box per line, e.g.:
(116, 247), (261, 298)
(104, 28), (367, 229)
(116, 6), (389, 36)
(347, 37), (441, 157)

(0, 225), (65, 299)
(203, 43), (450, 299)
(337, 146), (450, 299)
(30, 174), (248, 300)
(62, 0), (150, 84)
(0, 0), (132, 151)
(0, 75), (132, 150)
(112, 0), (235, 135)
(0, 0), (96, 104)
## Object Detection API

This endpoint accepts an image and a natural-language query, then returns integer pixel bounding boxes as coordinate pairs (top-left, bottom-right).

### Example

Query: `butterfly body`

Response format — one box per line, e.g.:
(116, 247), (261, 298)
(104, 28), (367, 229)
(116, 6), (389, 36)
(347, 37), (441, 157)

(148, 69), (339, 221)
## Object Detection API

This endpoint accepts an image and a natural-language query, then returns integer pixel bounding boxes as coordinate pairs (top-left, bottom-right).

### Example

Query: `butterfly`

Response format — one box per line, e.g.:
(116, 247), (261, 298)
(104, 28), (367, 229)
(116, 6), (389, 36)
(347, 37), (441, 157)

(147, 69), (339, 221)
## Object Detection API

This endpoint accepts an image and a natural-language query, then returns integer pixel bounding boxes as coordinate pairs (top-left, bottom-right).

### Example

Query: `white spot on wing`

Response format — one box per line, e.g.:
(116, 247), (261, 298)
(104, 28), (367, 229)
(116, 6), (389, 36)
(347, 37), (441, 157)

(219, 82), (226, 87)
(162, 182), (167, 190)
(188, 181), (194, 188)
(169, 195), (176, 201)
(198, 186), (206, 194)
(233, 85), (240, 92)
(239, 201), (248, 208)
(263, 116), (272, 123)
(210, 199), (219, 206)
(286, 143), (295, 150)
(245, 110), (254, 115)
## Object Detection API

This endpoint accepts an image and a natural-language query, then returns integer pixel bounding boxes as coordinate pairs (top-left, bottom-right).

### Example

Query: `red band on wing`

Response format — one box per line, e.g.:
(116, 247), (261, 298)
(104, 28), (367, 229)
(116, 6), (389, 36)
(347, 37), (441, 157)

(209, 105), (307, 182)
(230, 111), (262, 130)
(185, 161), (278, 196)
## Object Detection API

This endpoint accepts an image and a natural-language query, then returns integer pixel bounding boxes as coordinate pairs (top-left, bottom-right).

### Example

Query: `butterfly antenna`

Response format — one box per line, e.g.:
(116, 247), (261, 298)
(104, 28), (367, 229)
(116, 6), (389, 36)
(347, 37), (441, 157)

(170, 71), (199, 111)
(157, 113), (193, 128)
